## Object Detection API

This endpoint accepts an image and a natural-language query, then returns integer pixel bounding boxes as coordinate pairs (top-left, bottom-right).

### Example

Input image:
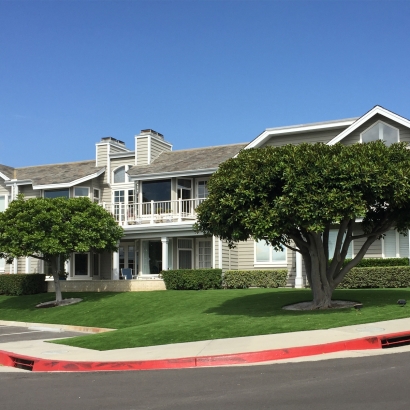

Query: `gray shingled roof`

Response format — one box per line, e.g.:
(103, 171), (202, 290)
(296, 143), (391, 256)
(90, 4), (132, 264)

(15, 160), (104, 186)
(0, 164), (14, 179)
(128, 143), (248, 177)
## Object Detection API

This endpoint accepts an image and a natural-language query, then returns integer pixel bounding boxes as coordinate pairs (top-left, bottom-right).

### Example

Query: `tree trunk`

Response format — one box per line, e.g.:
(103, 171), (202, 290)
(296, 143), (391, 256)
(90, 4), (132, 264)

(52, 271), (63, 305)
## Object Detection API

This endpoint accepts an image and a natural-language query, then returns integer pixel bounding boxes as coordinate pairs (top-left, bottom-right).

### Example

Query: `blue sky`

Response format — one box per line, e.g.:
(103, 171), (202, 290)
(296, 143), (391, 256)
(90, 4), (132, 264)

(1, 0), (410, 167)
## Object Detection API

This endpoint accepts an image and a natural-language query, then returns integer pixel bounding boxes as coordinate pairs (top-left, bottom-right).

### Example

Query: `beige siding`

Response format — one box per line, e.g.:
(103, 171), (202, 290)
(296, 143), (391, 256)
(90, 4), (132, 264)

(19, 185), (40, 199)
(96, 144), (108, 168)
(262, 128), (345, 148)
(151, 137), (171, 163)
(110, 144), (128, 154)
(0, 181), (9, 196)
(237, 240), (254, 270)
(136, 137), (149, 166)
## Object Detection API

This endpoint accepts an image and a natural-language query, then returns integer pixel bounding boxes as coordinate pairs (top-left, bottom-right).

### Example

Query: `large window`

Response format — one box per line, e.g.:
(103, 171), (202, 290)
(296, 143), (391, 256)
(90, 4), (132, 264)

(44, 189), (69, 198)
(142, 180), (171, 202)
(361, 121), (399, 146)
(328, 230), (353, 259)
(113, 166), (126, 184)
(74, 253), (89, 276)
(197, 239), (212, 268)
(383, 230), (409, 258)
(178, 239), (193, 269)
(255, 240), (286, 264)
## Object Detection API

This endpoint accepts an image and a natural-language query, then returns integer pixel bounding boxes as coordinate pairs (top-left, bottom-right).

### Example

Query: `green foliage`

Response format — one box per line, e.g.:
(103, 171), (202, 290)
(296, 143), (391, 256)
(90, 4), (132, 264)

(337, 267), (410, 288)
(0, 196), (124, 266)
(0, 274), (46, 296)
(332, 258), (409, 268)
(195, 141), (410, 247)
(223, 270), (288, 288)
(161, 269), (222, 290)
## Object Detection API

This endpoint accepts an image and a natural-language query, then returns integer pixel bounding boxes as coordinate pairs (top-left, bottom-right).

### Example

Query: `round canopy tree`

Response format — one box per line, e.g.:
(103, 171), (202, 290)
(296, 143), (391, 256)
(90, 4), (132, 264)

(195, 141), (410, 309)
(0, 196), (124, 304)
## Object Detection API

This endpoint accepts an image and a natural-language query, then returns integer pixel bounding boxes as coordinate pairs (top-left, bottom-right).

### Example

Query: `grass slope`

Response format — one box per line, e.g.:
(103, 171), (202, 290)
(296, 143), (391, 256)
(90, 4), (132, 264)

(1, 288), (410, 350)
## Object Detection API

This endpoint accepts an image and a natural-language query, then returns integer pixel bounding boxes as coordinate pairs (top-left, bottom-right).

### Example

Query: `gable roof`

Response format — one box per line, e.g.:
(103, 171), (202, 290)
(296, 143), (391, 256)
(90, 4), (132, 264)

(128, 143), (247, 179)
(9, 160), (105, 188)
(327, 105), (410, 145)
(0, 164), (14, 180)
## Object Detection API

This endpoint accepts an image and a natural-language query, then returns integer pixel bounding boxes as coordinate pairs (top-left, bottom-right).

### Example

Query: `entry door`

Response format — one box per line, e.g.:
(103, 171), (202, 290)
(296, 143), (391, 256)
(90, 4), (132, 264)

(119, 244), (137, 277)
(113, 190), (135, 222)
(177, 179), (192, 215)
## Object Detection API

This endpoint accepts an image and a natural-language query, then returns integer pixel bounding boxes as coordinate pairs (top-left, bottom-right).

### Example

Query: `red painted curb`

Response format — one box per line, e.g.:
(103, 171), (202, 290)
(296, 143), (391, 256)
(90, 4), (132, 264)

(0, 331), (408, 372)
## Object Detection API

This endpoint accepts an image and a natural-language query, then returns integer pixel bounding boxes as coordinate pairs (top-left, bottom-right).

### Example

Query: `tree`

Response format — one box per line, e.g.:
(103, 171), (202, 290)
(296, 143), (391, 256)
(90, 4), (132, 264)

(195, 141), (410, 309)
(0, 196), (123, 304)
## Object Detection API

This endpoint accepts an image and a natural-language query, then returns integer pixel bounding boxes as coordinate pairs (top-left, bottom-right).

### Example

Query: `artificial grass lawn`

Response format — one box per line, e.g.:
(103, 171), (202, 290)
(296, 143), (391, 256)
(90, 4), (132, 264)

(1, 288), (410, 350)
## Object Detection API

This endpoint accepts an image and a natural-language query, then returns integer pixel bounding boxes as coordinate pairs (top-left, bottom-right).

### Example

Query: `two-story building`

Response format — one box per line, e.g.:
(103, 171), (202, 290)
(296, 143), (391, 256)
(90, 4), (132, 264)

(1, 105), (410, 288)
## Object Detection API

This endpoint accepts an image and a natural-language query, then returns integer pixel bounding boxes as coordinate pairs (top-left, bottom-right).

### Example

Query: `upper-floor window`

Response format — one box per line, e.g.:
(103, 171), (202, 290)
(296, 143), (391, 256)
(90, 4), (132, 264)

(44, 189), (69, 199)
(255, 240), (286, 264)
(113, 165), (134, 184)
(361, 121), (399, 146)
(74, 187), (90, 198)
(197, 180), (209, 200)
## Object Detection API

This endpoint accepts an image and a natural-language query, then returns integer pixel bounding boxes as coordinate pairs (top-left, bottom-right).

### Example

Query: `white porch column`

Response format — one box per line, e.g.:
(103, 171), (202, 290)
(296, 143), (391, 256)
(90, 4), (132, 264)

(25, 257), (30, 273)
(13, 258), (18, 274)
(295, 251), (304, 288)
(161, 237), (169, 272)
(113, 244), (120, 280)
(218, 239), (222, 269)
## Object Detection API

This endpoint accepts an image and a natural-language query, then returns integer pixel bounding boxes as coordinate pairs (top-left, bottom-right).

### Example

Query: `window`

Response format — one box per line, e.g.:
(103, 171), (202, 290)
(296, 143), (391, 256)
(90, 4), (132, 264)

(0, 195), (6, 212)
(93, 189), (100, 204)
(197, 180), (209, 200)
(255, 240), (286, 264)
(361, 121), (399, 146)
(328, 230), (353, 259)
(113, 166), (126, 184)
(178, 239), (193, 269)
(74, 187), (89, 197)
(142, 240), (162, 274)
(74, 253), (89, 276)
(198, 240), (212, 268)
(142, 180), (171, 202)
(383, 230), (409, 258)
(44, 189), (69, 198)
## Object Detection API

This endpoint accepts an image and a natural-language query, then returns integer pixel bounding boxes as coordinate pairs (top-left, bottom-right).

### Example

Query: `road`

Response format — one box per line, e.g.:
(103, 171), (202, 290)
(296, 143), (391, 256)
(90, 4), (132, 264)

(1, 350), (410, 410)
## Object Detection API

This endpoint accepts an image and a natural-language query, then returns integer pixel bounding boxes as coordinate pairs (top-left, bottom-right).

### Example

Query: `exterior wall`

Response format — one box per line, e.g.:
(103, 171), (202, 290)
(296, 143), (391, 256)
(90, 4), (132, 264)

(262, 128), (345, 148)
(96, 143), (108, 168)
(136, 136), (149, 166)
(150, 137), (171, 163)
(19, 185), (40, 199)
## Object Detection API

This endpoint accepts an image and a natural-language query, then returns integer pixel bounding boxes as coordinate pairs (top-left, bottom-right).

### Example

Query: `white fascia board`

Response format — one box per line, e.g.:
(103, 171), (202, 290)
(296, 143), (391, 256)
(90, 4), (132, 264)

(0, 172), (11, 181)
(32, 167), (105, 190)
(327, 106), (410, 145)
(128, 168), (216, 181)
(245, 119), (356, 150)
(5, 179), (32, 186)
(122, 222), (202, 238)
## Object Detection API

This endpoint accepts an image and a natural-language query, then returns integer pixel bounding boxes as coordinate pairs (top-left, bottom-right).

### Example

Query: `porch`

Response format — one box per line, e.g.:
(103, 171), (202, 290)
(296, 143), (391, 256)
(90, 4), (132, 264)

(103, 198), (205, 226)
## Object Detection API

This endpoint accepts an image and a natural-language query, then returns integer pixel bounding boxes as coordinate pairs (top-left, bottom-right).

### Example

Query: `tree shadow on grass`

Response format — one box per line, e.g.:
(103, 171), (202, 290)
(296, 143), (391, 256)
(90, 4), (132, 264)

(204, 288), (410, 318)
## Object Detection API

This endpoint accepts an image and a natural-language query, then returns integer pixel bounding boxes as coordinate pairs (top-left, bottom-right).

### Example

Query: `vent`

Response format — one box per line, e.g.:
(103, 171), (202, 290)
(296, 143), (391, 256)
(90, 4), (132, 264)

(380, 334), (410, 349)
(11, 356), (34, 371)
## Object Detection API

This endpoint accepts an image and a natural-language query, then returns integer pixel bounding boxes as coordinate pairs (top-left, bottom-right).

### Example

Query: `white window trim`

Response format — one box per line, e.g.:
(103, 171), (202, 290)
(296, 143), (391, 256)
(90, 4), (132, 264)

(360, 120), (400, 144)
(73, 186), (90, 198)
(254, 240), (287, 267)
(177, 238), (194, 269)
(73, 252), (91, 279)
(43, 188), (70, 199)
(196, 178), (210, 199)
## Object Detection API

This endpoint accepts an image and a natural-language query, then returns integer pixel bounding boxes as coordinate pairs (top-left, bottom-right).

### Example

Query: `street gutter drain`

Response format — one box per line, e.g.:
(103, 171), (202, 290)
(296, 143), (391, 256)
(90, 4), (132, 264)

(11, 356), (34, 371)
(380, 334), (410, 349)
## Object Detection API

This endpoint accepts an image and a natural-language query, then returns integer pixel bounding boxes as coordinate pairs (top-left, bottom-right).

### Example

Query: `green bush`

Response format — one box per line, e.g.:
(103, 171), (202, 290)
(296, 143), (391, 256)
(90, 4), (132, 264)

(223, 270), (288, 289)
(338, 267), (410, 289)
(0, 274), (47, 296)
(330, 257), (409, 268)
(161, 269), (222, 290)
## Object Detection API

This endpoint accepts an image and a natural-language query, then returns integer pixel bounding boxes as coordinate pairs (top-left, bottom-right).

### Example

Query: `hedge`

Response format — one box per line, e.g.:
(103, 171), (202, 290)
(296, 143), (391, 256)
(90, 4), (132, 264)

(330, 257), (409, 268)
(161, 269), (222, 290)
(337, 267), (410, 289)
(223, 270), (288, 289)
(0, 274), (47, 296)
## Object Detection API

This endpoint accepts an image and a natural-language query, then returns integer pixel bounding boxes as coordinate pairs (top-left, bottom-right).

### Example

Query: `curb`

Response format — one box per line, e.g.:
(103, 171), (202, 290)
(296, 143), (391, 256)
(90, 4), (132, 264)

(2, 331), (409, 372)
(0, 320), (114, 334)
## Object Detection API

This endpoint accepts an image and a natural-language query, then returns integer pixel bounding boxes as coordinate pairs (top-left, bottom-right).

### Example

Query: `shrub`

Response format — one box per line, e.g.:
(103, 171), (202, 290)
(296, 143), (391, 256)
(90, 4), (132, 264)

(0, 274), (47, 296)
(337, 267), (410, 289)
(223, 270), (288, 289)
(330, 257), (409, 268)
(161, 269), (222, 290)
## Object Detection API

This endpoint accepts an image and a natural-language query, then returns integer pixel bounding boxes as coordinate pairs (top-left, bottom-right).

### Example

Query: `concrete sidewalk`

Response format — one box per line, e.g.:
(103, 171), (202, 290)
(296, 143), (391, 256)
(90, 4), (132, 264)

(2, 318), (410, 371)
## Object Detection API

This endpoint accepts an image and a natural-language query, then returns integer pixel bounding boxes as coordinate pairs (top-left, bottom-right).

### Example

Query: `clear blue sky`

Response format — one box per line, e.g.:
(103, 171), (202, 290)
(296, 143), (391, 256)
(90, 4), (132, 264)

(1, 0), (410, 167)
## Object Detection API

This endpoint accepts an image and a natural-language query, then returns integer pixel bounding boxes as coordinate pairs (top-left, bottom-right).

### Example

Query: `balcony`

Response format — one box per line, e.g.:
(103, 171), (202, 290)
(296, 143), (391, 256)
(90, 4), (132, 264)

(103, 198), (205, 226)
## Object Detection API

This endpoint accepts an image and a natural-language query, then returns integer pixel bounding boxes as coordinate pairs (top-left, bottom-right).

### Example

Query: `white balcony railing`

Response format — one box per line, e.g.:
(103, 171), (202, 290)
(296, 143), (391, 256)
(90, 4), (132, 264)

(103, 198), (206, 225)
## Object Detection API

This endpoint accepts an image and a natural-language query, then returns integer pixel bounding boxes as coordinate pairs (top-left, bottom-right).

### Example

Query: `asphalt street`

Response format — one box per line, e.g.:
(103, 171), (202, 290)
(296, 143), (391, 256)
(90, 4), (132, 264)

(1, 350), (410, 410)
